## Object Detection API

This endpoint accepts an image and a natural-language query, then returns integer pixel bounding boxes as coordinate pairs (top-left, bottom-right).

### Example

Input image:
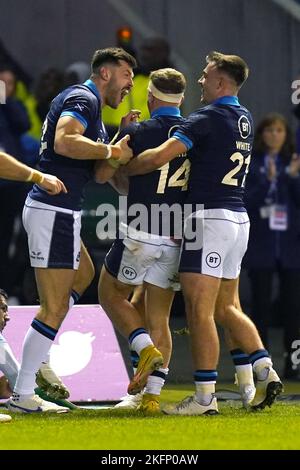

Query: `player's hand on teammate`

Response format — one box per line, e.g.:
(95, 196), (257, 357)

(40, 174), (68, 195)
(120, 109), (141, 129)
(114, 134), (133, 165)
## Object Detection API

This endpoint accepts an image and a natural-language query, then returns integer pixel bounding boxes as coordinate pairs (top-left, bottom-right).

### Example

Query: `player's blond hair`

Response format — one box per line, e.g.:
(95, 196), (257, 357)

(149, 68), (186, 94)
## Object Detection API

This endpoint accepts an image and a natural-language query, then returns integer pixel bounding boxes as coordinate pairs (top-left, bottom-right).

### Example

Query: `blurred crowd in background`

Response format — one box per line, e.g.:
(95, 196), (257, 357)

(1, 28), (300, 379)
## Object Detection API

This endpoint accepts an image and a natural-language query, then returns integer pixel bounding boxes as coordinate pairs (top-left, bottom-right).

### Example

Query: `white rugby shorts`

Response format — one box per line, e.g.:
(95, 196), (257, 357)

(22, 196), (81, 269)
(104, 224), (181, 290)
(179, 208), (250, 279)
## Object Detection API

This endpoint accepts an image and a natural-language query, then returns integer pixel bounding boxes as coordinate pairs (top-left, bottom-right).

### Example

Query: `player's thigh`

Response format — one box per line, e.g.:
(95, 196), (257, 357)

(144, 282), (174, 329)
(35, 267), (76, 313)
(72, 241), (95, 293)
(180, 272), (221, 317)
(216, 278), (239, 311)
(98, 265), (134, 305)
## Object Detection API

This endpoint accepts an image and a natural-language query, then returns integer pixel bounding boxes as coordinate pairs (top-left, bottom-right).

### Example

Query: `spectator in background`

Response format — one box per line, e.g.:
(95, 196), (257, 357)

(25, 68), (65, 141)
(0, 65), (31, 297)
(102, 36), (174, 138)
(64, 62), (90, 88)
(244, 113), (300, 380)
(0, 38), (32, 90)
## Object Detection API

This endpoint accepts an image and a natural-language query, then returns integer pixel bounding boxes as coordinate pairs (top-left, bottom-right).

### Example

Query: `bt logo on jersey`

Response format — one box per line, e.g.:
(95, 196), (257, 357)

(238, 115), (251, 139)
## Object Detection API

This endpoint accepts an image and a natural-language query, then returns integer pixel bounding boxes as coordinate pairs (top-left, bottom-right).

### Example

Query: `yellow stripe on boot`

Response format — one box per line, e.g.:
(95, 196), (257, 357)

(137, 393), (160, 413)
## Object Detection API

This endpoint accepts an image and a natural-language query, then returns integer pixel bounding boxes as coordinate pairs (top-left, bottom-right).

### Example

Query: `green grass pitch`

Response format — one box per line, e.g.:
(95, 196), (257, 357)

(1, 384), (300, 450)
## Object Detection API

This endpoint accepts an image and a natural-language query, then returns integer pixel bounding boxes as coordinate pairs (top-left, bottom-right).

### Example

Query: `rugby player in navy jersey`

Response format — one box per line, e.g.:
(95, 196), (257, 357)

(125, 52), (283, 415)
(7, 48), (135, 413)
(96, 68), (188, 412)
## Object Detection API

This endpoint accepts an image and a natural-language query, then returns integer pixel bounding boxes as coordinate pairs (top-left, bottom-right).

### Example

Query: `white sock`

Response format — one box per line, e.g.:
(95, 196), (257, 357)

(0, 334), (20, 389)
(145, 368), (168, 395)
(130, 333), (153, 356)
(195, 382), (215, 406)
(41, 293), (76, 366)
(14, 324), (56, 398)
(235, 364), (255, 388)
(253, 357), (273, 380)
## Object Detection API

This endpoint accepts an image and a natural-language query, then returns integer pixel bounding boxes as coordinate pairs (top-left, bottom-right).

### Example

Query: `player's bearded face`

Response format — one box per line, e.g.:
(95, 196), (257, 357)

(106, 65), (133, 109)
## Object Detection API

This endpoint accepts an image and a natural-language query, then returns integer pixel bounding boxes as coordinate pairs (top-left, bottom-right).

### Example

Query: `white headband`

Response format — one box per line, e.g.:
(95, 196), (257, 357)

(147, 81), (184, 104)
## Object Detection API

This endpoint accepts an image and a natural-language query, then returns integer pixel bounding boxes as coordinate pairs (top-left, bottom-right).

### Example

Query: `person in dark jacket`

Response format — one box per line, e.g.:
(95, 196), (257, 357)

(244, 113), (300, 379)
(0, 65), (31, 295)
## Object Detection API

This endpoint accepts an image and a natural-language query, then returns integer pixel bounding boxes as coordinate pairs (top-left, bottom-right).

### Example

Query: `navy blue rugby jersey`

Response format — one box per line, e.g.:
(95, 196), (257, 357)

(119, 107), (190, 236)
(29, 79), (109, 210)
(173, 96), (254, 211)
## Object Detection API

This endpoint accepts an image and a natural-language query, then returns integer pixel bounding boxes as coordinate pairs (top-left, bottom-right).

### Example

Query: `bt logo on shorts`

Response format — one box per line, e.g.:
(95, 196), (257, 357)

(206, 252), (221, 268)
(122, 266), (137, 280)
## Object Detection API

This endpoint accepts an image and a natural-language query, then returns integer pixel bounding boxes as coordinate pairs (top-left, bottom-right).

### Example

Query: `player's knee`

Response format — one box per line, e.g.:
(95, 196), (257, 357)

(215, 303), (234, 326)
(39, 299), (70, 322)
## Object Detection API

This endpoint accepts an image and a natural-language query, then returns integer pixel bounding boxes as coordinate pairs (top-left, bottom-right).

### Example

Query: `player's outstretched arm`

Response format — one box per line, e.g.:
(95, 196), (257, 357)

(125, 138), (187, 176)
(0, 151), (67, 195)
(54, 116), (132, 163)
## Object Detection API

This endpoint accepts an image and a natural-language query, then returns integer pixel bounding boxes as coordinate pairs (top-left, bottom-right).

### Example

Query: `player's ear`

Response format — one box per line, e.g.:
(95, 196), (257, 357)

(217, 76), (224, 90)
(147, 92), (154, 109)
(99, 66), (111, 82)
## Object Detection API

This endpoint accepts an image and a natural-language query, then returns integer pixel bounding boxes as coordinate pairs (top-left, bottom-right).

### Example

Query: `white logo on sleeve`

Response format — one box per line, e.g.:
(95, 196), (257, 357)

(238, 115), (251, 139)
(75, 103), (84, 112)
(50, 331), (95, 376)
